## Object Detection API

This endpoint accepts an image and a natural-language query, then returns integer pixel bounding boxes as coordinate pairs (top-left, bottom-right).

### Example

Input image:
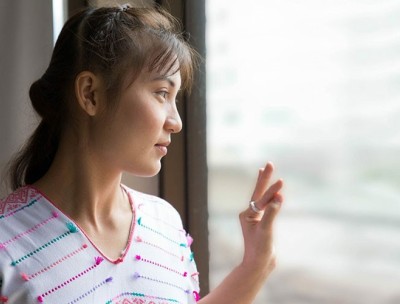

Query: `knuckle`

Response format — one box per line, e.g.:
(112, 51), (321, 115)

(269, 255), (278, 270)
(269, 202), (281, 210)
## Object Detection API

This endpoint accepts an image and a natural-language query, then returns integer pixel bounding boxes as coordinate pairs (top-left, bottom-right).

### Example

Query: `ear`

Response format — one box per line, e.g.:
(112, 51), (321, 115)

(74, 71), (103, 116)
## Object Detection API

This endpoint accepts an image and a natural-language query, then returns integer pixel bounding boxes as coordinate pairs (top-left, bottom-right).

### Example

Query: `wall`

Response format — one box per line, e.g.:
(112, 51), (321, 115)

(0, 1), (53, 196)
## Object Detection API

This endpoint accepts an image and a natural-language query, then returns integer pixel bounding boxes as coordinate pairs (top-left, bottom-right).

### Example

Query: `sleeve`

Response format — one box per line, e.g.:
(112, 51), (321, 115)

(158, 197), (201, 301)
(182, 232), (201, 302)
(129, 188), (201, 303)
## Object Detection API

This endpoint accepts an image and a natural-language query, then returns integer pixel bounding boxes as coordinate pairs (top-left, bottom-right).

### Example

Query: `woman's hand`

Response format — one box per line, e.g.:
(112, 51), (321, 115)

(199, 162), (283, 304)
(239, 162), (284, 276)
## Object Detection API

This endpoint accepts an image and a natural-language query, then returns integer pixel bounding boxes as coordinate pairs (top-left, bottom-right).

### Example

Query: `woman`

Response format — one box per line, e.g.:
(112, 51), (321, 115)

(0, 5), (283, 304)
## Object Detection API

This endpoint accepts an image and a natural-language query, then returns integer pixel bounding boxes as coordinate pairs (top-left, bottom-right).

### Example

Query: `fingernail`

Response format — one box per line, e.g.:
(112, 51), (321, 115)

(273, 200), (281, 205)
(272, 197), (282, 205)
(269, 201), (281, 210)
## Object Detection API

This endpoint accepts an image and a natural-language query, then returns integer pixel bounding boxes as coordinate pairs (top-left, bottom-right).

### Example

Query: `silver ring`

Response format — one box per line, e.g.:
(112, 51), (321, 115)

(249, 201), (262, 213)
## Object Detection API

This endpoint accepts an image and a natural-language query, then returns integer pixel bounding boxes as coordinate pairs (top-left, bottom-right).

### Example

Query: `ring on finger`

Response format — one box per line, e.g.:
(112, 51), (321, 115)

(249, 201), (262, 214)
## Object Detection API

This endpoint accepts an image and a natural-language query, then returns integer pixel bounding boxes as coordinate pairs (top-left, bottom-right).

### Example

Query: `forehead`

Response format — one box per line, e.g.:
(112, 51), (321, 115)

(144, 54), (181, 82)
(120, 55), (182, 91)
(138, 67), (182, 87)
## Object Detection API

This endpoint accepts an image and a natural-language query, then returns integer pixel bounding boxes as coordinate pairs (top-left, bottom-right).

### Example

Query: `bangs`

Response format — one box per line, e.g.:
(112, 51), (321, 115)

(86, 6), (198, 102)
(145, 32), (196, 92)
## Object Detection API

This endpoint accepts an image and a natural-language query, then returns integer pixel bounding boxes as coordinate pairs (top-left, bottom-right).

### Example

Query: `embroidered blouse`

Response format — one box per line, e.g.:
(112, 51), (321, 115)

(0, 185), (200, 304)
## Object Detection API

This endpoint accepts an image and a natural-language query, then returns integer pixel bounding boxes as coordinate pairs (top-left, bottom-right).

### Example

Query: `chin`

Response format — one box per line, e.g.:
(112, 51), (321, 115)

(127, 162), (162, 177)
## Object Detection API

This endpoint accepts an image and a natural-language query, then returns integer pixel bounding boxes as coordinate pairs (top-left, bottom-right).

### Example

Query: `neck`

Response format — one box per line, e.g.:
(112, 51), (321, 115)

(33, 134), (127, 229)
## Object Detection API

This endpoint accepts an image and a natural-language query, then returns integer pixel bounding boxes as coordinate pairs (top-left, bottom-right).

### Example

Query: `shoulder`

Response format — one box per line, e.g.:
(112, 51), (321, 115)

(0, 186), (44, 242)
(0, 186), (41, 216)
(122, 184), (183, 227)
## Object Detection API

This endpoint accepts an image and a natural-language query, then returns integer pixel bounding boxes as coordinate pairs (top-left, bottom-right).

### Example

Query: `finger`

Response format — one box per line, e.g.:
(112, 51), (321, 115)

(261, 193), (283, 230)
(251, 162), (274, 201)
(244, 199), (262, 217)
(257, 179), (283, 210)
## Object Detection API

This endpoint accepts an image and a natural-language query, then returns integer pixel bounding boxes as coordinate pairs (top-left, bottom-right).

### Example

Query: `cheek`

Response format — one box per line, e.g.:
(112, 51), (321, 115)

(133, 104), (164, 129)
(120, 103), (165, 144)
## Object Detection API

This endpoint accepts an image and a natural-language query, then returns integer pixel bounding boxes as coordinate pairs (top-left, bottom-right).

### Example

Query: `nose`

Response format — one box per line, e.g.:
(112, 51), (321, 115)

(165, 104), (182, 134)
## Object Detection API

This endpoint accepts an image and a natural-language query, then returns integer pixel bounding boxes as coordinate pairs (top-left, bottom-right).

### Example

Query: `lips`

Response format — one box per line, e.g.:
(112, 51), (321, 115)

(156, 141), (171, 147)
(155, 141), (170, 155)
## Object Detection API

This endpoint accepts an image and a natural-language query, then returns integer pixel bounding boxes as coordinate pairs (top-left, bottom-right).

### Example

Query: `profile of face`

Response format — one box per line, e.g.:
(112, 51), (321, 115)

(88, 68), (183, 177)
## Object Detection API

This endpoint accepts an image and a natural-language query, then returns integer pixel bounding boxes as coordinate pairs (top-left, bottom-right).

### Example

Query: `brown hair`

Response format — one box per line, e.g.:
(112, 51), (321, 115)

(8, 5), (197, 190)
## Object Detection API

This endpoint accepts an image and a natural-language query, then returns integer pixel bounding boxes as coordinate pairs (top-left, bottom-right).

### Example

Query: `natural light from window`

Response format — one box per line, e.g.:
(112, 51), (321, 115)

(207, 1), (400, 303)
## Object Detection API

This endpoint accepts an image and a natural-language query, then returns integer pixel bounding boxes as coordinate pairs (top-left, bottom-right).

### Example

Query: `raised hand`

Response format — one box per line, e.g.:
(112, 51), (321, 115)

(239, 162), (284, 275)
(199, 162), (284, 304)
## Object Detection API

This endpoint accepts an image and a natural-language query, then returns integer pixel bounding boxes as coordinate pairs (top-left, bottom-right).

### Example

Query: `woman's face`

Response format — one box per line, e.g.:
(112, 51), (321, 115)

(91, 68), (182, 177)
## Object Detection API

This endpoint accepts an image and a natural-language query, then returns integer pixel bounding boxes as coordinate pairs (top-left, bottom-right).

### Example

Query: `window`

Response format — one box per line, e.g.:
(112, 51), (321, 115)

(52, 0), (68, 43)
(207, 1), (400, 303)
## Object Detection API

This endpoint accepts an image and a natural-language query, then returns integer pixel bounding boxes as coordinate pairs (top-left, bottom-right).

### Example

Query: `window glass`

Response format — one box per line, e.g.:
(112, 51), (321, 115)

(207, 1), (400, 303)
(52, 0), (67, 43)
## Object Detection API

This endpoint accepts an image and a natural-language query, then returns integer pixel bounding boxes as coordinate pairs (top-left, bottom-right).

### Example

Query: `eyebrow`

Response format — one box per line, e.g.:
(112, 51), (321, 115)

(152, 75), (177, 88)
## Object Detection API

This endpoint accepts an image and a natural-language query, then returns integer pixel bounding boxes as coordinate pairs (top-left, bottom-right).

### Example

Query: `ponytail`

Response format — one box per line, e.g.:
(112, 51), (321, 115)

(9, 121), (60, 190)
(8, 78), (63, 190)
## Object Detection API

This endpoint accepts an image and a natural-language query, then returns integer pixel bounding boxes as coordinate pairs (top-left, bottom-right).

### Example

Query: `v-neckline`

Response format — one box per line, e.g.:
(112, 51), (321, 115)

(27, 184), (136, 264)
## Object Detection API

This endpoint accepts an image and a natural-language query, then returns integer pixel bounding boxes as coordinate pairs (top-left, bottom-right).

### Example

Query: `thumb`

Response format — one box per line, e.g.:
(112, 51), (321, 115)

(261, 193), (283, 230)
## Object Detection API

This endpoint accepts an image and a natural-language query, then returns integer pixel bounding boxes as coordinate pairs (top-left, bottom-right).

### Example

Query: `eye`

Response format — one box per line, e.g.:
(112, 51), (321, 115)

(156, 90), (168, 100)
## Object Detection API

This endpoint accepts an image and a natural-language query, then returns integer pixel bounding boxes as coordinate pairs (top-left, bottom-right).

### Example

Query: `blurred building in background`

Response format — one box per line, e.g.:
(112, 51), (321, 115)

(207, 1), (400, 303)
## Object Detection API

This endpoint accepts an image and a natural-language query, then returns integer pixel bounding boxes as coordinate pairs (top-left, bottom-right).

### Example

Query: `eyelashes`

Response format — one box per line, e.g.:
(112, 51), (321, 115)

(157, 91), (168, 99)
(155, 90), (179, 104)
